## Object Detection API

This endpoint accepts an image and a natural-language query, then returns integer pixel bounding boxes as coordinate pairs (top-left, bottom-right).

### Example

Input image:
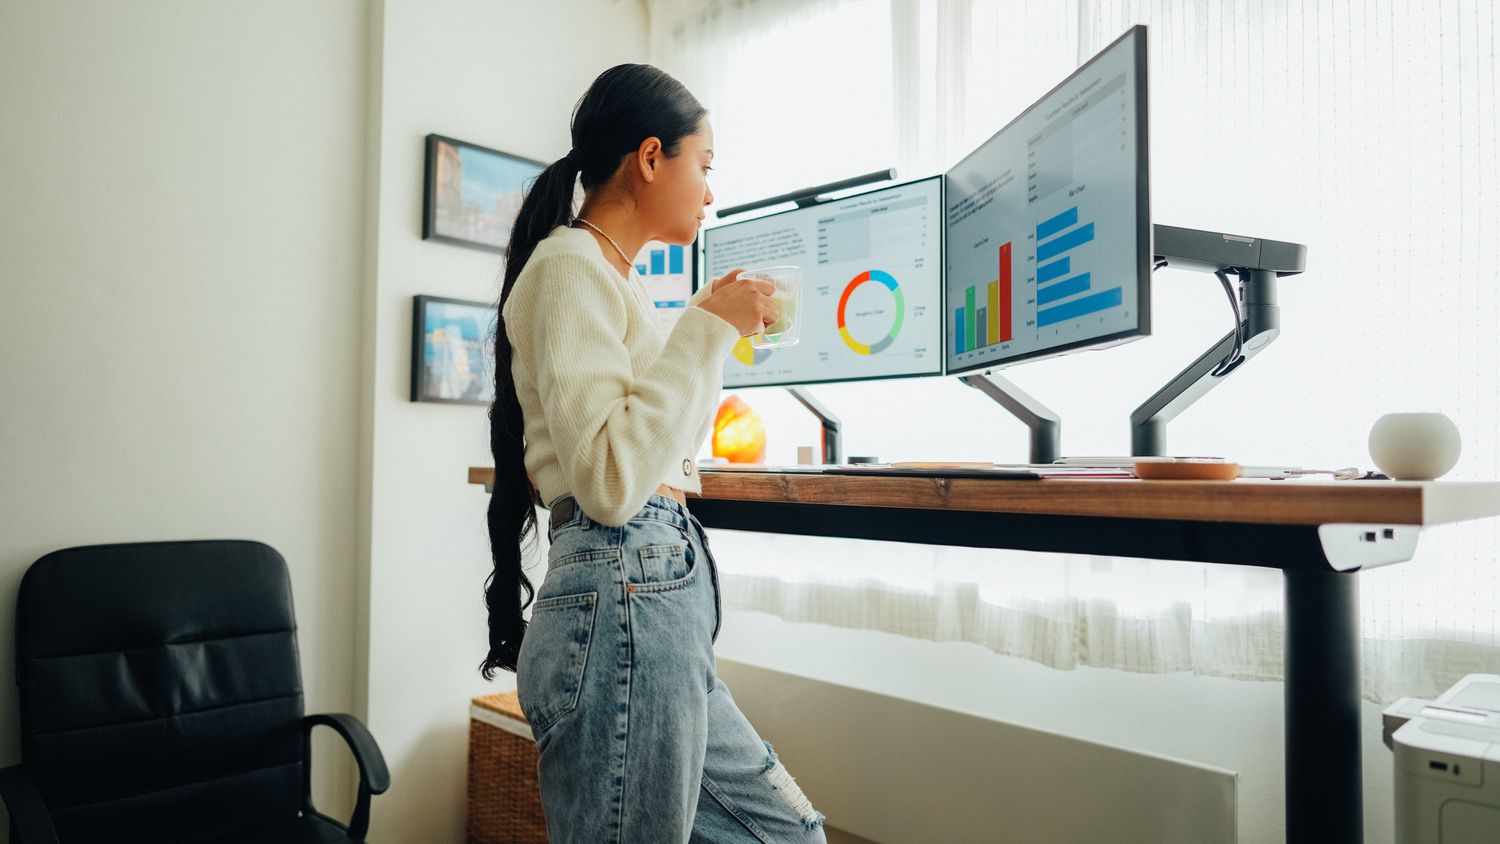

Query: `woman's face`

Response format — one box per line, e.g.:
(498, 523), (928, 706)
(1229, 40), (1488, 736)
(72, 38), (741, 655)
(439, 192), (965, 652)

(647, 117), (715, 245)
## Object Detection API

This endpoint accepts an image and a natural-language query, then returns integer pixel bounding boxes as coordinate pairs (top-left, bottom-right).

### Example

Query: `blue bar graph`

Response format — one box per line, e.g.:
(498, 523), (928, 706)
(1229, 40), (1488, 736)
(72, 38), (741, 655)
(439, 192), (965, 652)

(1037, 207), (1079, 241)
(1037, 272), (1091, 306)
(639, 244), (686, 276)
(1037, 287), (1123, 326)
(1037, 257), (1071, 283)
(1036, 223), (1095, 263)
(955, 307), (966, 354)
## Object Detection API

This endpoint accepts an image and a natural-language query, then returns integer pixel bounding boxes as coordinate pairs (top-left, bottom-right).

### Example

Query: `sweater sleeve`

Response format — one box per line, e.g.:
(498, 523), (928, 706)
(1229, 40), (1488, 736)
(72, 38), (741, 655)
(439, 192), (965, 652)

(518, 253), (739, 525)
(687, 279), (716, 308)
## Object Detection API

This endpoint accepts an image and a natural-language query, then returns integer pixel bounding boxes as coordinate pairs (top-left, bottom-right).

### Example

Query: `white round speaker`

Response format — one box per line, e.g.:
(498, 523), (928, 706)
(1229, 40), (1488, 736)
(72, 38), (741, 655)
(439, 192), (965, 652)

(1368, 412), (1461, 481)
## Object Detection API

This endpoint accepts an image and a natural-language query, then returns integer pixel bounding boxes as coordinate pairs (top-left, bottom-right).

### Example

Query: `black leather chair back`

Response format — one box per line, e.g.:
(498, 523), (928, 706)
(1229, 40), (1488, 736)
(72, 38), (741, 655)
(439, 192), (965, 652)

(15, 539), (305, 841)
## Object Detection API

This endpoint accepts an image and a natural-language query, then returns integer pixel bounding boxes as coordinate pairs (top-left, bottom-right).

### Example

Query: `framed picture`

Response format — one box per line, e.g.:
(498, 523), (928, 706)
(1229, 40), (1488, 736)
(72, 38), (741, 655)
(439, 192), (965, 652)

(422, 133), (546, 253)
(411, 295), (495, 405)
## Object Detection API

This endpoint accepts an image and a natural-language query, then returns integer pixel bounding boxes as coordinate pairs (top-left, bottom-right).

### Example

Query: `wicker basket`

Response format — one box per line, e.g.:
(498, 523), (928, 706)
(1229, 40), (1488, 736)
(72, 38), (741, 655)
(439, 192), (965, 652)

(468, 691), (549, 843)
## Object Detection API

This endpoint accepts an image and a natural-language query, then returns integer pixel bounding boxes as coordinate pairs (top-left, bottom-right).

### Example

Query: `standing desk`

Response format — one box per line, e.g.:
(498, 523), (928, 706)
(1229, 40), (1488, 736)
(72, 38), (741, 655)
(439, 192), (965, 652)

(469, 467), (1500, 843)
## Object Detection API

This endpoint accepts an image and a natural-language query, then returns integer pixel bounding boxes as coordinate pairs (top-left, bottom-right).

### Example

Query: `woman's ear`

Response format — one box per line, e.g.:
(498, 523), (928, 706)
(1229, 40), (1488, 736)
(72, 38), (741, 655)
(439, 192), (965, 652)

(637, 136), (662, 183)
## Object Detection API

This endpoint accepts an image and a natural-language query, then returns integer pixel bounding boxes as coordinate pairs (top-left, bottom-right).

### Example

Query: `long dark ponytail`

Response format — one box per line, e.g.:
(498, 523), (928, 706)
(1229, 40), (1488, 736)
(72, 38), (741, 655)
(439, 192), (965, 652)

(481, 64), (708, 678)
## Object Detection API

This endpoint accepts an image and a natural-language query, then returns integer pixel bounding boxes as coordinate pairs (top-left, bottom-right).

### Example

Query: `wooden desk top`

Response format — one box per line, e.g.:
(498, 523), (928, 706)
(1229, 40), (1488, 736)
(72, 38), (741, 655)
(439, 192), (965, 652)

(467, 467), (1500, 528)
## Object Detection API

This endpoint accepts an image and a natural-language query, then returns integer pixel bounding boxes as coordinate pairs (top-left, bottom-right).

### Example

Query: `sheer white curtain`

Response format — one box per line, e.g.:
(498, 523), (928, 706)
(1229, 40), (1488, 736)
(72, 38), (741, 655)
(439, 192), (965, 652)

(1075, 0), (1500, 701)
(647, 0), (901, 208)
(649, 0), (1500, 702)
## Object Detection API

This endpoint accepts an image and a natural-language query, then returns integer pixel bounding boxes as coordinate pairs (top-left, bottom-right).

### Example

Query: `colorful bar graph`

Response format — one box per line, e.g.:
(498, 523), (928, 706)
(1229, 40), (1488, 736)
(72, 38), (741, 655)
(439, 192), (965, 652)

(1037, 256), (1071, 283)
(669, 245), (684, 274)
(1036, 223), (1095, 262)
(954, 243), (1014, 353)
(1037, 207), (1079, 240)
(650, 250), (666, 275)
(998, 242), (1013, 343)
(1037, 286), (1122, 326)
(635, 264), (648, 275)
(1037, 272), (1091, 305)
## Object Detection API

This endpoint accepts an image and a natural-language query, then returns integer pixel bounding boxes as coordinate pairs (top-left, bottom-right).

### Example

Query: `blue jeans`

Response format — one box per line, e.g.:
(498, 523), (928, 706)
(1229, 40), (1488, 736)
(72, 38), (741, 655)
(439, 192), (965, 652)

(515, 492), (828, 843)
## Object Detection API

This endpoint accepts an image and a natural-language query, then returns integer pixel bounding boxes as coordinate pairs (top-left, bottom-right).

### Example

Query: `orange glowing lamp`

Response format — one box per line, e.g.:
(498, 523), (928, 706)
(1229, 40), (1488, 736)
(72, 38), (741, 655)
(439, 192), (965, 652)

(712, 395), (766, 463)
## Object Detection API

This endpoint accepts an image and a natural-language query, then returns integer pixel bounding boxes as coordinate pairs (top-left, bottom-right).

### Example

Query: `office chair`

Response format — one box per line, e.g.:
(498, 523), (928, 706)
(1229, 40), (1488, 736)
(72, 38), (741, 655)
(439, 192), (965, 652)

(0, 539), (389, 843)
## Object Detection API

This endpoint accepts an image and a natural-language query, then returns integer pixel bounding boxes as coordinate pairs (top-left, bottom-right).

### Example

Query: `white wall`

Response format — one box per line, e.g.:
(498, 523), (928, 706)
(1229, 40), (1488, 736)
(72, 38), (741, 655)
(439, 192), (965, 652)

(0, 0), (370, 833)
(357, 1), (649, 839)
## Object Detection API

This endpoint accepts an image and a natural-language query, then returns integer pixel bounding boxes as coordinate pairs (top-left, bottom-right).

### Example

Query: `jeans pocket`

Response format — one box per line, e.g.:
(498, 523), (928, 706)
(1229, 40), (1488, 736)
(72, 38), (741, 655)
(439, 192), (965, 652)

(516, 591), (598, 733)
(631, 540), (698, 592)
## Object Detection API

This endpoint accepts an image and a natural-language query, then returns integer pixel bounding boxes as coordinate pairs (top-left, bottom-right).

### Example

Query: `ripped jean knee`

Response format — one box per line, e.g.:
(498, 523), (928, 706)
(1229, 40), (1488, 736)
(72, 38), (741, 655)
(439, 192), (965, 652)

(760, 740), (826, 833)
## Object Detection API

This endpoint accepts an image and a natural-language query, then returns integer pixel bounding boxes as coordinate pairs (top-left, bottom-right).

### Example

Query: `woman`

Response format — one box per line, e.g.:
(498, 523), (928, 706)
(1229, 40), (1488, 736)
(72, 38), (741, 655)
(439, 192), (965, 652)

(481, 63), (829, 843)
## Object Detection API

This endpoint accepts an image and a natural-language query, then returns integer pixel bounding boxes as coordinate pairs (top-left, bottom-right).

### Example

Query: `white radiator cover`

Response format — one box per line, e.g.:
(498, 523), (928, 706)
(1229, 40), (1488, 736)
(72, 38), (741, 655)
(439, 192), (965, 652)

(716, 659), (1238, 843)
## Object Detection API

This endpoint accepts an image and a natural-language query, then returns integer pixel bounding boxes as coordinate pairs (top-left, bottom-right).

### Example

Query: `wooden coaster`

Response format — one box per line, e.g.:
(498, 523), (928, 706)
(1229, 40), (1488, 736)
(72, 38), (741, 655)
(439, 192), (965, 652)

(1134, 461), (1241, 481)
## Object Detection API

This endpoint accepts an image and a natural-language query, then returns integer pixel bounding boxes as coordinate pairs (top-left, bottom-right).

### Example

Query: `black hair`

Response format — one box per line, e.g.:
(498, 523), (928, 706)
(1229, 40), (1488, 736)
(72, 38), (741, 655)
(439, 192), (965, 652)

(480, 64), (708, 679)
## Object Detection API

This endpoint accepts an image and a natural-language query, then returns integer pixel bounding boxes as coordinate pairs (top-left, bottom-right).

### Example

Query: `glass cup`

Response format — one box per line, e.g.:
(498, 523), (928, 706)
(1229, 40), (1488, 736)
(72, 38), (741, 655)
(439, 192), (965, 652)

(740, 265), (802, 349)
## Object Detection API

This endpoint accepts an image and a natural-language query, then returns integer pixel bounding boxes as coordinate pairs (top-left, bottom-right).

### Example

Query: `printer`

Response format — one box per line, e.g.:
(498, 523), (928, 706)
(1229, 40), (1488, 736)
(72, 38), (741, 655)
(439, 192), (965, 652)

(1385, 674), (1500, 842)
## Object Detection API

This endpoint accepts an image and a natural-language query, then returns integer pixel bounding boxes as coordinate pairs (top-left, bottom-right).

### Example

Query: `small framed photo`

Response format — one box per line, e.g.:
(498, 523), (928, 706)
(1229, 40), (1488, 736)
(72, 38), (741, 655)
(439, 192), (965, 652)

(422, 134), (546, 253)
(411, 295), (495, 405)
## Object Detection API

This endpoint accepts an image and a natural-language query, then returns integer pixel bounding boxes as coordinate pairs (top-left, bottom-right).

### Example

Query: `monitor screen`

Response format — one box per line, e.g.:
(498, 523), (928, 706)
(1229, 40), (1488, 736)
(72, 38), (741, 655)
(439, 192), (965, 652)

(701, 176), (944, 388)
(944, 25), (1149, 374)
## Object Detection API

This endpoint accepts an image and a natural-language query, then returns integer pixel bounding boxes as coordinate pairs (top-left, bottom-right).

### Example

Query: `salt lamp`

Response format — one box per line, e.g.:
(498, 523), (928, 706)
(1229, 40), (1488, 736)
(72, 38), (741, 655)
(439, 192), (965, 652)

(712, 395), (766, 463)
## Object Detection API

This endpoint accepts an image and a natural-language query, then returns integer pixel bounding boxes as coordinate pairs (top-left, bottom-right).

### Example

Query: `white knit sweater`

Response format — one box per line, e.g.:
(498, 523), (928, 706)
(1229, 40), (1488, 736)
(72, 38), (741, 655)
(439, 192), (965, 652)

(502, 224), (738, 526)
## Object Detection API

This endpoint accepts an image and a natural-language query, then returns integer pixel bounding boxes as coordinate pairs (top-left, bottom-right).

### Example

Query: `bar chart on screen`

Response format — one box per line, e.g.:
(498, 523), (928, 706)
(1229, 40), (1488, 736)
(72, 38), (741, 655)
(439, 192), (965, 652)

(1021, 67), (1131, 335)
(944, 37), (1143, 371)
(1031, 206), (1122, 327)
(953, 242), (1013, 355)
(633, 240), (693, 334)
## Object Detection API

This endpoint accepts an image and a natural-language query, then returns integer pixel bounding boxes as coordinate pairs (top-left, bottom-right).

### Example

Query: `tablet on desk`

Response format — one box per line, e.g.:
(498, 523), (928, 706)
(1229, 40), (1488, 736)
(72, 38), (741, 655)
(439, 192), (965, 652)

(698, 463), (830, 474)
(824, 464), (1043, 480)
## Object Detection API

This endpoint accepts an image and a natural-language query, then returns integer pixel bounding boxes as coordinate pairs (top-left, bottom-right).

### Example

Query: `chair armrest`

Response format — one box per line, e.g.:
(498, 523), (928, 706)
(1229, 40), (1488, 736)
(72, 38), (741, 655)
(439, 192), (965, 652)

(0, 765), (60, 844)
(301, 713), (390, 840)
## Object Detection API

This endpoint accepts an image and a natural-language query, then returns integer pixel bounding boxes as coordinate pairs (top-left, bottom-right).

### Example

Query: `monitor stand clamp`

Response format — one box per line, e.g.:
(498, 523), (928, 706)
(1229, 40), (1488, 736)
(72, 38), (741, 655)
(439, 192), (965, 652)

(959, 372), (1061, 464)
(786, 387), (843, 465)
(1130, 224), (1307, 457)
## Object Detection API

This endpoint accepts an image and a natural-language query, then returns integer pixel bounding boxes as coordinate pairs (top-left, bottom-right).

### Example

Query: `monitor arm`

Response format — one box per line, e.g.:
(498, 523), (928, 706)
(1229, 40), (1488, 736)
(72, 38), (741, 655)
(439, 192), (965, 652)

(785, 387), (843, 464)
(1130, 224), (1307, 456)
(958, 372), (1061, 463)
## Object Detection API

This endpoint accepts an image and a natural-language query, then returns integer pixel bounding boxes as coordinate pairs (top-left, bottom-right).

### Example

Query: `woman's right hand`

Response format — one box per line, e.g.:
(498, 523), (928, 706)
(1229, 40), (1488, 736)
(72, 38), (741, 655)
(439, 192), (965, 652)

(696, 269), (780, 337)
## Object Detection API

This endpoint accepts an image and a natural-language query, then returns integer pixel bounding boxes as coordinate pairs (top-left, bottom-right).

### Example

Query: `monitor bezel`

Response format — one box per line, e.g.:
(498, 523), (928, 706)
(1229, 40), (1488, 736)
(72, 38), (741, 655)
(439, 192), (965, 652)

(697, 173), (947, 390)
(944, 24), (1151, 376)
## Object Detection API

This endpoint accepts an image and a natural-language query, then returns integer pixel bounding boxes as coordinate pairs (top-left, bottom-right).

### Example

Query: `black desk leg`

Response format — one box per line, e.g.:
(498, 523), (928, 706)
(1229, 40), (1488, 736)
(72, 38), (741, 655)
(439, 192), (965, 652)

(1283, 569), (1362, 843)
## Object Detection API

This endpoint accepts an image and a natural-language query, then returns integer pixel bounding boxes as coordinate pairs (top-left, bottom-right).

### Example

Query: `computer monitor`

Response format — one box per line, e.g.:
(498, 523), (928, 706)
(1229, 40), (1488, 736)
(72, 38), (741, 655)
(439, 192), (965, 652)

(700, 176), (944, 388)
(944, 24), (1150, 374)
